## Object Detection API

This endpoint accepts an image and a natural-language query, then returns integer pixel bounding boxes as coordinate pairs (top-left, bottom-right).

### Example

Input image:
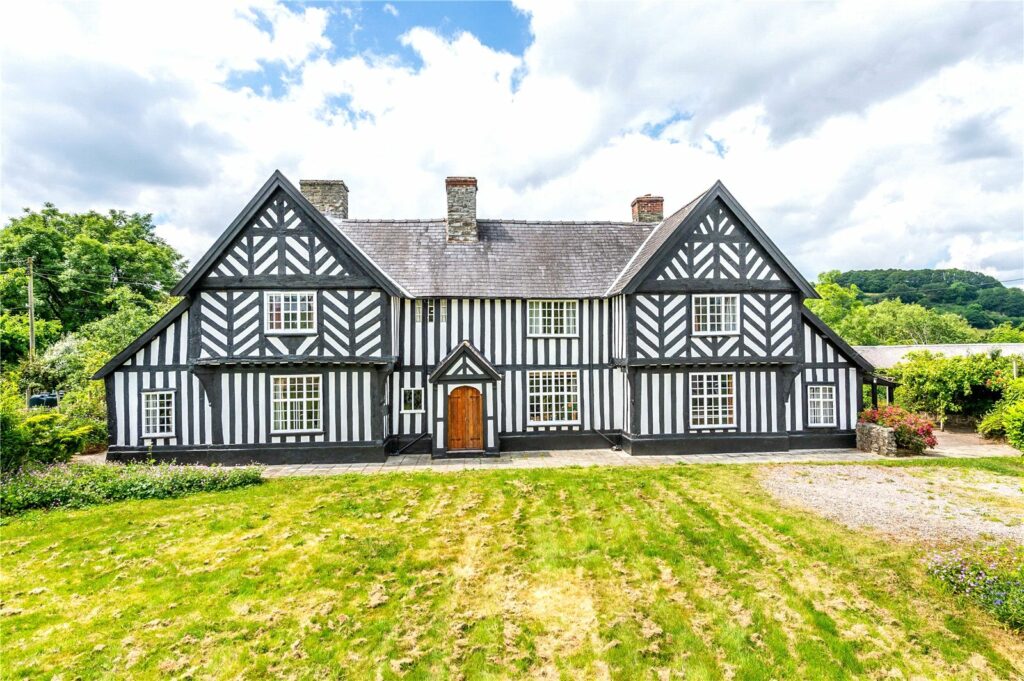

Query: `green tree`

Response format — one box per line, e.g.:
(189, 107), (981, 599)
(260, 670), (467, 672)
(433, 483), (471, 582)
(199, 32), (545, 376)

(889, 351), (1014, 428)
(987, 323), (1024, 343)
(0, 205), (186, 346)
(0, 313), (63, 366)
(805, 270), (865, 328)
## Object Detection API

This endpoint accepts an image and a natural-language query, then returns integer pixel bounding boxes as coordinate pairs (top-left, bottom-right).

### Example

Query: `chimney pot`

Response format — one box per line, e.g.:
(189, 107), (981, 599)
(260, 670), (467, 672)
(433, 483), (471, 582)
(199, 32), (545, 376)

(445, 176), (478, 243)
(631, 194), (664, 222)
(300, 179), (349, 219)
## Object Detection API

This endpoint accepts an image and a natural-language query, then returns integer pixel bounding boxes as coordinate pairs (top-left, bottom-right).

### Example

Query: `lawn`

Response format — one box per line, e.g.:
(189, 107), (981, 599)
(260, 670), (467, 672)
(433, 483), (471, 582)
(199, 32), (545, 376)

(2, 458), (1022, 679)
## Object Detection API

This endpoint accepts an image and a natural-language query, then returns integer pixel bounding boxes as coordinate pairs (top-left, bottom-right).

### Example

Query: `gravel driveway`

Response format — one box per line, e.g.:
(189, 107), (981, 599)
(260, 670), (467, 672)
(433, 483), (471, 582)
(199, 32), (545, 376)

(760, 465), (1024, 544)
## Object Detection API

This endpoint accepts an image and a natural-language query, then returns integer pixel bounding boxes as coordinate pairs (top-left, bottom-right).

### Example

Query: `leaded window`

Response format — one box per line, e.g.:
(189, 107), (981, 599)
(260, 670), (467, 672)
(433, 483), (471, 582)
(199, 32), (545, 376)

(689, 372), (736, 428)
(142, 391), (175, 437)
(527, 370), (579, 424)
(265, 292), (316, 333)
(401, 388), (425, 413)
(692, 294), (739, 335)
(271, 375), (321, 433)
(527, 300), (578, 337)
(807, 385), (836, 427)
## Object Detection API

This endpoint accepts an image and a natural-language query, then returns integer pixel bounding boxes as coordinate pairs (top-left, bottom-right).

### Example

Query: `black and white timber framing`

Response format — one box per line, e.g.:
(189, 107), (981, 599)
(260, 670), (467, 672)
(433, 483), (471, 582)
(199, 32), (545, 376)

(94, 172), (876, 463)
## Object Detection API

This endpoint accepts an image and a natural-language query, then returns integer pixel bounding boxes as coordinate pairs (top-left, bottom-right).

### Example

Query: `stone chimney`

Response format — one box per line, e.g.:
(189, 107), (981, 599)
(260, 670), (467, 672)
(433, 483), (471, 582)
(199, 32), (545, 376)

(300, 179), (349, 219)
(631, 194), (664, 223)
(445, 176), (477, 243)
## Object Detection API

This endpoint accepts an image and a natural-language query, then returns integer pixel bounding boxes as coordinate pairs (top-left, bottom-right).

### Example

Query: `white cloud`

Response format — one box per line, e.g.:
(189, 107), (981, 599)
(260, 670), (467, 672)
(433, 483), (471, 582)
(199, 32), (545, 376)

(1, 0), (1021, 286)
(382, 3), (398, 17)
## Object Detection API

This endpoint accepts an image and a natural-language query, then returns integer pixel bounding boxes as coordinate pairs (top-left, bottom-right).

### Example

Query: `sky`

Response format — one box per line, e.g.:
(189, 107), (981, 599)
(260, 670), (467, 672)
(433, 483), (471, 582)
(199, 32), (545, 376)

(2, 0), (1022, 286)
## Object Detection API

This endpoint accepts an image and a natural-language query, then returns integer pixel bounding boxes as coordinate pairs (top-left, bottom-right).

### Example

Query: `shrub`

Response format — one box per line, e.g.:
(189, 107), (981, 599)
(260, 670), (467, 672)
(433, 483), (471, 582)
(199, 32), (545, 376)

(927, 546), (1024, 631)
(1004, 402), (1024, 453)
(0, 462), (264, 515)
(977, 377), (1024, 453)
(859, 405), (938, 454)
(0, 408), (97, 474)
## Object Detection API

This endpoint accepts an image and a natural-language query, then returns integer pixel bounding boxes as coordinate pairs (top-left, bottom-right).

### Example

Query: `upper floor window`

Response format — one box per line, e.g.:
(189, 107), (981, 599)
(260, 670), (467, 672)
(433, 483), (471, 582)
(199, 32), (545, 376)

(807, 385), (836, 427)
(266, 292), (316, 334)
(271, 375), (321, 433)
(692, 294), (739, 335)
(689, 372), (736, 428)
(528, 300), (578, 337)
(415, 300), (437, 323)
(142, 390), (175, 437)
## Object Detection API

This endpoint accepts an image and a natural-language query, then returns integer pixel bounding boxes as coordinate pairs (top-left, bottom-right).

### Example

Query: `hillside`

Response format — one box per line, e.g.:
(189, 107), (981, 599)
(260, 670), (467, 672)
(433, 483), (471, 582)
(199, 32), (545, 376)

(834, 269), (1024, 329)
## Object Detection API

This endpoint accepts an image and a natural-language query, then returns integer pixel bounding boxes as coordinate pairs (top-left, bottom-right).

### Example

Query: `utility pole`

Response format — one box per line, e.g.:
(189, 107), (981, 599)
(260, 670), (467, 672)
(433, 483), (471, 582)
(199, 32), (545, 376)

(27, 256), (35, 358)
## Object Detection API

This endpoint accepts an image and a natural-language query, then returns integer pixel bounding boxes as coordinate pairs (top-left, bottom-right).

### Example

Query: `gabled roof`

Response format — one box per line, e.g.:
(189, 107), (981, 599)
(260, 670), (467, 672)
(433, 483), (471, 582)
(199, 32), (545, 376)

(802, 307), (875, 373)
(605, 181), (818, 299)
(170, 170), (407, 298)
(334, 218), (654, 298)
(92, 299), (190, 379)
(429, 341), (502, 382)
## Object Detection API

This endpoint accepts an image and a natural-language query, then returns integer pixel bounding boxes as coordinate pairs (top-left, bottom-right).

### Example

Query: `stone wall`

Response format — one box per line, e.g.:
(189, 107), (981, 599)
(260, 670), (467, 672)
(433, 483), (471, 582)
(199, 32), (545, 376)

(856, 423), (898, 456)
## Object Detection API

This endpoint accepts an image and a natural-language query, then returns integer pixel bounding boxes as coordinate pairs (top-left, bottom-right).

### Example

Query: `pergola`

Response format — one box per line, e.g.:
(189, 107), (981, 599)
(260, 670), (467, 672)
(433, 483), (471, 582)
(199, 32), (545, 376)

(867, 374), (899, 409)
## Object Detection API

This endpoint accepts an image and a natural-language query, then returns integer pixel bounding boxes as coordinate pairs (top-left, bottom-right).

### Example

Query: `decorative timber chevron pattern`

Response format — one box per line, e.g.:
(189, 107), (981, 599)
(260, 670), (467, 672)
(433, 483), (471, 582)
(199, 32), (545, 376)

(656, 207), (782, 282)
(206, 191), (351, 279)
(633, 293), (797, 361)
(449, 354), (485, 376)
(742, 293), (796, 357)
(635, 294), (688, 359)
(321, 291), (384, 357)
(196, 289), (385, 359)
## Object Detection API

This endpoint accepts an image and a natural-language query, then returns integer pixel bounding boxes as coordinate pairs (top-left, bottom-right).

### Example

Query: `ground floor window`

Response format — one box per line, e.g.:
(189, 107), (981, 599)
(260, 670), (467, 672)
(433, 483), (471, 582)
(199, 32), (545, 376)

(142, 391), (175, 437)
(401, 387), (424, 413)
(272, 375), (321, 433)
(807, 384), (836, 427)
(689, 372), (735, 428)
(527, 370), (579, 424)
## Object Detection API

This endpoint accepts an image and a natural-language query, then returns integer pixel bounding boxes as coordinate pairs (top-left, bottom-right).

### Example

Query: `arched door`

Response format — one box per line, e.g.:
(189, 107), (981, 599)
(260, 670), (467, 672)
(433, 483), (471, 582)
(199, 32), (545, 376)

(447, 386), (483, 451)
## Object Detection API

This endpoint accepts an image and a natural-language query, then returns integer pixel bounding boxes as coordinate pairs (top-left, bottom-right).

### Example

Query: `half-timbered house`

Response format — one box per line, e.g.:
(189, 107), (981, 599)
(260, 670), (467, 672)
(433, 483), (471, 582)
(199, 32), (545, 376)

(94, 171), (876, 462)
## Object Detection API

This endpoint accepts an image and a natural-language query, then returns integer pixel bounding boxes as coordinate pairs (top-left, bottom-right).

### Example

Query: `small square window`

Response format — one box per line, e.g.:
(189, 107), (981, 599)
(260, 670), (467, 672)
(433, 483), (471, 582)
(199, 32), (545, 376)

(807, 385), (836, 427)
(266, 292), (316, 334)
(401, 388), (425, 413)
(692, 294), (739, 335)
(142, 391), (175, 437)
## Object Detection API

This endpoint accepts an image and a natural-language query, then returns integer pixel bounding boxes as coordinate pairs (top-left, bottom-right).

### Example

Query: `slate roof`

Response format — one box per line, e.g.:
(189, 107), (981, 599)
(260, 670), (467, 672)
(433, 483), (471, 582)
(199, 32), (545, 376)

(332, 218), (656, 298)
(604, 188), (709, 296)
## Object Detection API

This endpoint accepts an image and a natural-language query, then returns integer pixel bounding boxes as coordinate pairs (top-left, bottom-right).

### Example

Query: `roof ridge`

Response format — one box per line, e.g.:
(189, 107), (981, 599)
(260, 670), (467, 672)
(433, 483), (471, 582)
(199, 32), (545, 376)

(336, 218), (656, 226)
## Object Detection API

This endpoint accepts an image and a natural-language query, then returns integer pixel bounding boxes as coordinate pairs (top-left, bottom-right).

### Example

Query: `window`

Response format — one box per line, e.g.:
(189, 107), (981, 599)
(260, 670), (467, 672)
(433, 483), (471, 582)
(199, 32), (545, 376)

(692, 294), (739, 335)
(439, 299), (447, 322)
(271, 375), (321, 433)
(527, 300), (578, 337)
(807, 385), (836, 427)
(415, 300), (436, 323)
(689, 372), (736, 428)
(527, 370), (579, 424)
(401, 388), (425, 413)
(142, 391), (175, 437)
(265, 292), (316, 333)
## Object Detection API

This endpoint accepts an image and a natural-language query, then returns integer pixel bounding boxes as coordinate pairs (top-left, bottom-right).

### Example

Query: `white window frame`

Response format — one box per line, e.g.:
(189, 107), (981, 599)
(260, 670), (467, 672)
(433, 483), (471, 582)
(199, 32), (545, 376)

(807, 384), (837, 427)
(415, 300), (437, 323)
(270, 374), (322, 434)
(264, 291), (317, 335)
(527, 300), (578, 338)
(689, 372), (736, 429)
(401, 387), (425, 414)
(692, 294), (740, 336)
(439, 299), (447, 322)
(527, 369), (580, 425)
(141, 390), (175, 438)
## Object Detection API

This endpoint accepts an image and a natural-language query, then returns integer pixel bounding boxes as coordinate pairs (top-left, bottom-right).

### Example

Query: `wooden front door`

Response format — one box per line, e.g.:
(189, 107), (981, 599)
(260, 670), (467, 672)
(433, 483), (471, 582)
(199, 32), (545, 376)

(447, 386), (483, 451)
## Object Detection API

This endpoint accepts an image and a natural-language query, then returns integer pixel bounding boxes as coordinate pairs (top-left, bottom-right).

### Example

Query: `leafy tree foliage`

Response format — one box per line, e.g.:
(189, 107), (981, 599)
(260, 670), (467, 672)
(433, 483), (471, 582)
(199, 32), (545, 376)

(0, 204), (186, 349)
(807, 272), (980, 345)
(887, 351), (1017, 428)
(834, 268), (1024, 328)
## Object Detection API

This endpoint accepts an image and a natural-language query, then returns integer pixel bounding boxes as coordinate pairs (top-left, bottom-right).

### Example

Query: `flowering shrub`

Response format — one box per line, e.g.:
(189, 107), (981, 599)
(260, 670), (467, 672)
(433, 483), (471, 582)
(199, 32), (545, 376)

(927, 546), (1024, 630)
(859, 405), (938, 454)
(0, 462), (263, 516)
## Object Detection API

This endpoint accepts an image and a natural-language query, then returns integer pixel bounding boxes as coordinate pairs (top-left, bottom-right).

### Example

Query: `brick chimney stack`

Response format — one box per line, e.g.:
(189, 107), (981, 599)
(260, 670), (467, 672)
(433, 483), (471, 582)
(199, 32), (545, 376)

(300, 179), (349, 219)
(446, 176), (478, 243)
(631, 194), (664, 223)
